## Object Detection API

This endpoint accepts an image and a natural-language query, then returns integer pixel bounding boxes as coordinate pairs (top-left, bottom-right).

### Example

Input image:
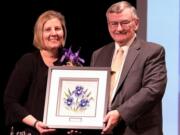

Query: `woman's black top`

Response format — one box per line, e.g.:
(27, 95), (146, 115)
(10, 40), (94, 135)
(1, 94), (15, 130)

(4, 50), (101, 135)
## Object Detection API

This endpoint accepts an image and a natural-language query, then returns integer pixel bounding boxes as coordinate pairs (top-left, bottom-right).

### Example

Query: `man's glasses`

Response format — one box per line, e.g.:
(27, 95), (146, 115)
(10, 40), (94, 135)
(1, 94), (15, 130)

(108, 20), (132, 29)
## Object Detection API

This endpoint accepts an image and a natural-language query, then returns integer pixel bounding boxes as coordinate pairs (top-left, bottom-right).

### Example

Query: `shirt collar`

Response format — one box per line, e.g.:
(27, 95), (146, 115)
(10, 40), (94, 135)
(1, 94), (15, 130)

(115, 34), (136, 51)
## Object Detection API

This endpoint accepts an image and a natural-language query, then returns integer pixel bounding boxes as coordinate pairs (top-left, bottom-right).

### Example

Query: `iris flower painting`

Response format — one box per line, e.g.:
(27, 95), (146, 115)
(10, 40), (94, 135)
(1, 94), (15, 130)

(63, 85), (94, 112)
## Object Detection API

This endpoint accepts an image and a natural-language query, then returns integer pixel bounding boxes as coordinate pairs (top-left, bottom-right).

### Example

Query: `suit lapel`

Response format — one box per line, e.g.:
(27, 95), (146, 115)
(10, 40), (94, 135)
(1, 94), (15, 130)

(115, 38), (141, 94)
(105, 44), (115, 66)
(100, 43), (115, 67)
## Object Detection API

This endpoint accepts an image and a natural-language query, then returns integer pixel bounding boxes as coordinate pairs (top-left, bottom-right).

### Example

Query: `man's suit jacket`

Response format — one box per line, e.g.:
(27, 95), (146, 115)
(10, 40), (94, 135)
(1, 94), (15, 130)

(90, 38), (167, 135)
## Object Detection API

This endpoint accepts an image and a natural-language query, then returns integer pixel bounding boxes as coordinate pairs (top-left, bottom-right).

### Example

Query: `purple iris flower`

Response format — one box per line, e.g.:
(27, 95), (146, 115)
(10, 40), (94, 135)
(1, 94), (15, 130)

(65, 97), (74, 106)
(60, 47), (85, 66)
(74, 86), (84, 97)
(79, 99), (89, 107)
(64, 85), (93, 111)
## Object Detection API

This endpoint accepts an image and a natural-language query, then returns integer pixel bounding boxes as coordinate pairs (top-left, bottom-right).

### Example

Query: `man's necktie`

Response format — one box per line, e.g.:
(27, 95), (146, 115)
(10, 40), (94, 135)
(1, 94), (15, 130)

(110, 48), (124, 102)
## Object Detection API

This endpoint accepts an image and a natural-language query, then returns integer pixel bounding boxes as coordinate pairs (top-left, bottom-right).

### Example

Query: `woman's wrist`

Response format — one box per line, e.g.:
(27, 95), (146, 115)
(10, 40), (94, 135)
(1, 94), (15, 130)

(33, 120), (39, 128)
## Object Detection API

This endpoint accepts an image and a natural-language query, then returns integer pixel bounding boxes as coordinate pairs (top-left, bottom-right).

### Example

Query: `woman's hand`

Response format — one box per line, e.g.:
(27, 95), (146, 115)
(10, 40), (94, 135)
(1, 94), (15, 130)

(35, 121), (56, 134)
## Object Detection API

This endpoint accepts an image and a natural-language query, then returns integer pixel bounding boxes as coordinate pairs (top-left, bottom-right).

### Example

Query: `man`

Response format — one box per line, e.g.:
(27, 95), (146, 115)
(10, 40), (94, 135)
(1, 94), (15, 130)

(90, 1), (167, 135)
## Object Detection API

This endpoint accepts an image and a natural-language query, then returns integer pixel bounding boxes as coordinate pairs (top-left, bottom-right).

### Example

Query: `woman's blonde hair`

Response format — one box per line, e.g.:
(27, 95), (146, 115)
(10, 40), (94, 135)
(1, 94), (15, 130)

(33, 10), (67, 49)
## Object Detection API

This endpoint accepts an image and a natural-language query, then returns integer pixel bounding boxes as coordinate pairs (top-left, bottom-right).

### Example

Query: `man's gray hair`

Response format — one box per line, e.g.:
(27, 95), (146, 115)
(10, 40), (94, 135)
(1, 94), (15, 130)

(106, 1), (139, 20)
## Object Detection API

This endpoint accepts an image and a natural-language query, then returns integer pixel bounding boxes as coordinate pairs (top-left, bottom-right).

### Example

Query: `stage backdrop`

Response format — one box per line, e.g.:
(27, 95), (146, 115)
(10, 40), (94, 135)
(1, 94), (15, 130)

(147, 0), (179, 135)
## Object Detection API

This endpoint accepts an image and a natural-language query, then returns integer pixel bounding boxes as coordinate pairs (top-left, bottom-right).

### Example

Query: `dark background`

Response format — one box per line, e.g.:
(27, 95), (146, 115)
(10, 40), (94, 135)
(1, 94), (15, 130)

(1, 0), (136, 134)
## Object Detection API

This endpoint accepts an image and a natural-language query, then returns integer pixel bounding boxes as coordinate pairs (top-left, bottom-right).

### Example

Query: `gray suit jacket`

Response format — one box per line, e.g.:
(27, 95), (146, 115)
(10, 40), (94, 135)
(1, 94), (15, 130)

(90, 38), (167, 135)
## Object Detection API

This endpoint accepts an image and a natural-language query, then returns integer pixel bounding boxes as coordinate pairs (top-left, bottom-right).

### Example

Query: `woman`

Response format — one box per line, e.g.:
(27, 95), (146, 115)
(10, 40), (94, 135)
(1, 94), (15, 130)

(4, 10), (77, 135)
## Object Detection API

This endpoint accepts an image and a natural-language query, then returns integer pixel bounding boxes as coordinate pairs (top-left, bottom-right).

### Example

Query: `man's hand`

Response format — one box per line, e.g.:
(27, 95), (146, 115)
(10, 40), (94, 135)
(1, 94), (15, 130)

(102, 110), (121, 134)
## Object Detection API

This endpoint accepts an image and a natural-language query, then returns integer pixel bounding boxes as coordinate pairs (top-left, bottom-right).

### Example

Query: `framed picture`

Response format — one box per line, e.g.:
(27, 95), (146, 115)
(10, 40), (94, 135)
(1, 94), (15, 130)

(43, 66), (110, 129)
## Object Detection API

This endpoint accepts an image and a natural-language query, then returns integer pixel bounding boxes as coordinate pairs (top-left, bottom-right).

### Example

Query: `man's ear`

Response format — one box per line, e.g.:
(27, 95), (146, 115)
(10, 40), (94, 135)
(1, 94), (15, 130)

(133, 19), (139, 31)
